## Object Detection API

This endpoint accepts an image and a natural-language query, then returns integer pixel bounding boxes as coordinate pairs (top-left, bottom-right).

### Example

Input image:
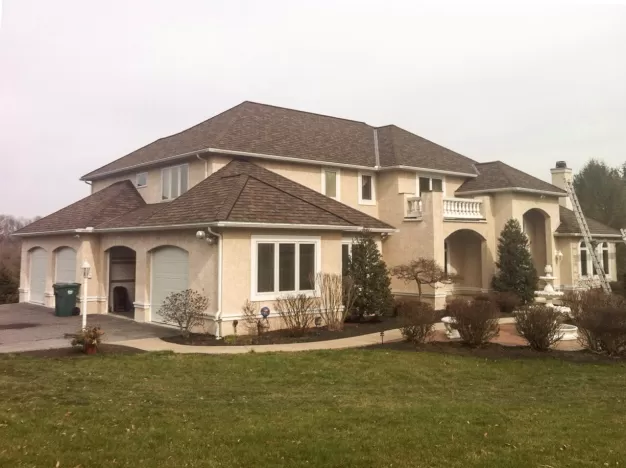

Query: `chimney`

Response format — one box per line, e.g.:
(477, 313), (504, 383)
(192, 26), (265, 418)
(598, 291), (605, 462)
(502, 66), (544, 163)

(550, 161), (572, 210)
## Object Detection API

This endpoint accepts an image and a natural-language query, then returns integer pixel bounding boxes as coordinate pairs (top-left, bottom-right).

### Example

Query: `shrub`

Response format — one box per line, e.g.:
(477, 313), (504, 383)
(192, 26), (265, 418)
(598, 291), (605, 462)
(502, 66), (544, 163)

(0, 265), (19, 304)
(70, 326), (104, 349)
(241, 299), (264, 335)
(397, 300), (438, 344)
(492, 291), (521, 315)
(448, 298), (499, 347)
(573, 306), (626, 356)
(158, 289), (209, 341)
(514, 306), (563, 351)
(276, 293), (316, 336)
(491, 219), (538, 304)
(346, 232), (393, 318)
(342, 276), (357, 319)
(315, 272), (352, 331)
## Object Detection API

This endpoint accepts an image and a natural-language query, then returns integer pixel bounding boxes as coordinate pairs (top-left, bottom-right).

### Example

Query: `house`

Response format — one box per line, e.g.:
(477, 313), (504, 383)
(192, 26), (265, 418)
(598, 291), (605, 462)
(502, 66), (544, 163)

(14, 101), (622, 336)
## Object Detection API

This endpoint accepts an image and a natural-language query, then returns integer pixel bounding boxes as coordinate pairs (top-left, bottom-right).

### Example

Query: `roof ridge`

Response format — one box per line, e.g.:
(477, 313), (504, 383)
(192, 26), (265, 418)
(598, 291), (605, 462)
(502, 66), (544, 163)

(243, 101), (371, 126)
(217, 174), (250, 220)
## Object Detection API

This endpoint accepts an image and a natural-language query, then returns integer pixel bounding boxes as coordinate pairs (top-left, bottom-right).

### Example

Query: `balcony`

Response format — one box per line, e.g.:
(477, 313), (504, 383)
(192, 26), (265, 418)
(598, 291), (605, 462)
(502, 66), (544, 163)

(443, 197), (484, 220)
(405, 195), (484, 221)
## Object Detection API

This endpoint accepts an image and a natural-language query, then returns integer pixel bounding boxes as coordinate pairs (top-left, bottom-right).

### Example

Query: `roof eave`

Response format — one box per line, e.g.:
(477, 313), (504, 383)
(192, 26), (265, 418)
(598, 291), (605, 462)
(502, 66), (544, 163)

(456, 187), (566, 197)
(554, 232), (622, 238)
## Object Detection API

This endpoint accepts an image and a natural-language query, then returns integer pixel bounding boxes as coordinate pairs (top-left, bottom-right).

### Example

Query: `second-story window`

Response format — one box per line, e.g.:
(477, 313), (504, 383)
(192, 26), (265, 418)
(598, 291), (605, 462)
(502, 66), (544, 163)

(161, 164), (189, 200)
(136, 172), (148, 188)
(418, 176), (444, 195)
(359, 172), (375, 205)
(322, 169), (340, 200)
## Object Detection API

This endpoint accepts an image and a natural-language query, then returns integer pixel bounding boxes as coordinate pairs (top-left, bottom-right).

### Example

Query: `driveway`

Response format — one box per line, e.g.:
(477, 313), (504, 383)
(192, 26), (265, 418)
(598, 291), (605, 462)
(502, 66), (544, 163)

(0, 303), (177, 353)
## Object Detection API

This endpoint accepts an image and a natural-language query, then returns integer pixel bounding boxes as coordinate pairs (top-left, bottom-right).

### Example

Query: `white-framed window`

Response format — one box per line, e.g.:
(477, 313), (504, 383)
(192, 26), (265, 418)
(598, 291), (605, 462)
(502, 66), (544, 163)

(358, 172), (376, 205)
(136, 172), (148, 188)
(161, 164), (189, 200)
(321, 168), (340, 200)
(579, 241), (611, 278)
(416, 175), (444, 196)
(251, 236), (321, 300)
(341, 241), (353, 276)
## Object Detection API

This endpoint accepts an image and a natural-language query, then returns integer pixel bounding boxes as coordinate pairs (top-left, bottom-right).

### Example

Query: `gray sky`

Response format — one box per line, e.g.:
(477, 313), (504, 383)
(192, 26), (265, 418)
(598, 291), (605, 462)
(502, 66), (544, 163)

(1, 0), (625, 218)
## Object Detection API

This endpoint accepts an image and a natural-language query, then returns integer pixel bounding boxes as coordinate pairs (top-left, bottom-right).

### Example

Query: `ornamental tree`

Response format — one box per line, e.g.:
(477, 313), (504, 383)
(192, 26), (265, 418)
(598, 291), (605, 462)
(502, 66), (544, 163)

(391, 258), (453, 299)
(491, 219), (538, 304)
(346, 232), (393, 318)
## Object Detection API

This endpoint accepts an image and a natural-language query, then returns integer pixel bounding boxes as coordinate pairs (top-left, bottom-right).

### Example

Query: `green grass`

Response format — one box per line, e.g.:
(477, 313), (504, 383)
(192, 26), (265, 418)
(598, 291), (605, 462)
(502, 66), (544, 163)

(1, 350), (625, 468)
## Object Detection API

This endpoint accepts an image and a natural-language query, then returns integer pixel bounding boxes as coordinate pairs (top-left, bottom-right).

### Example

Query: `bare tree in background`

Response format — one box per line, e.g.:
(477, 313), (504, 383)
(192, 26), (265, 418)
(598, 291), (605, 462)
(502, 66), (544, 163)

(0, 215), (39, 304)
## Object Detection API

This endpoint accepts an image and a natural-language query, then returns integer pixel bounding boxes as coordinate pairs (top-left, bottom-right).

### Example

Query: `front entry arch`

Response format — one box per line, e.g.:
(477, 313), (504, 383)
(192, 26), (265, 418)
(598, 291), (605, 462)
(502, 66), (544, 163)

(444, 229), (486, 291)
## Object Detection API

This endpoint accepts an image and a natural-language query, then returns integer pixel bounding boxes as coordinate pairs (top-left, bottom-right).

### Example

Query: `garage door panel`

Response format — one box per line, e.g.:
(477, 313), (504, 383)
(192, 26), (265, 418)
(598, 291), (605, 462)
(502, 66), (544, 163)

(55, 248), (77, 284)
(151, 247), (189, 323)
(29, 248), (48, 304)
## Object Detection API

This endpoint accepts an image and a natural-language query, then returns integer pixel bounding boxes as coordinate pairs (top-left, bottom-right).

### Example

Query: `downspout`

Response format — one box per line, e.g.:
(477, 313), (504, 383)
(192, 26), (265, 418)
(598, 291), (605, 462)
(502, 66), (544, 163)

(206, 226), (223, 339)
(197, 154), (209, 178)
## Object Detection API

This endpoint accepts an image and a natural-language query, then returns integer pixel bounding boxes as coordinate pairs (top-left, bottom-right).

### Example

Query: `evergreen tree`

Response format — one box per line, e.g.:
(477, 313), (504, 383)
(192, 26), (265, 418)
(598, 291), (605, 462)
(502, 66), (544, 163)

(0, 265), (19, 304)
(491, 219), (538, 304)
(346, 231), (393, 318)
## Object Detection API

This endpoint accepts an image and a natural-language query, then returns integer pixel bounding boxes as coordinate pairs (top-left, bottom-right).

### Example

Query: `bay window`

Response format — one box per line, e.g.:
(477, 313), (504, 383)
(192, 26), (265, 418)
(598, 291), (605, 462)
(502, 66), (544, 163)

(161, 164), (189, 200)
(252, 236), (321, 299)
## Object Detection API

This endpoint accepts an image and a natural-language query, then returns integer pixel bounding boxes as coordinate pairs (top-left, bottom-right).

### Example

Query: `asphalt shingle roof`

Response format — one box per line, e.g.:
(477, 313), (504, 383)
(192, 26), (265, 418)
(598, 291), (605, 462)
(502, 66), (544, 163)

(19, 161), (394, 235)
(556, 206), (621, 236)
(82, 101), (479, 180)
(456, 161), (565, 195)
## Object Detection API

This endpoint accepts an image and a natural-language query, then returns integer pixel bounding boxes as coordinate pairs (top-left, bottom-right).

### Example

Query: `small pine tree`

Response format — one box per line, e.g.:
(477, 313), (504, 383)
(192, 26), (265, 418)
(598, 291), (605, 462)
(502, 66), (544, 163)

(346, 231), (393, 318)
(0, 266), (19, 304)
(491, 219), (538, 304)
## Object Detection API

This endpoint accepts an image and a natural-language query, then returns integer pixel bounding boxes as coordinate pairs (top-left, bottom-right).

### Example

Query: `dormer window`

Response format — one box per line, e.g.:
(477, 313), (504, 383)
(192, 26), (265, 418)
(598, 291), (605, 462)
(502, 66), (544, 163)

(136, 172), (148, 188)
(161, 164), (189, 200)
(322, 168), (340, 200)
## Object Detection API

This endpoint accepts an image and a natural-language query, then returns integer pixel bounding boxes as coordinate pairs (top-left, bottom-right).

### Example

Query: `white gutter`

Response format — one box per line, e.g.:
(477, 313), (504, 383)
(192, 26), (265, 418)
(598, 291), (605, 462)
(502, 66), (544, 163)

(213, 221), (396, 233)
(456, 187), (566, 197)
(13, 229), (81, 238)
(554, 233), (622, 238)
(206, 227), (223, 339)
(82, 146), (478, 181)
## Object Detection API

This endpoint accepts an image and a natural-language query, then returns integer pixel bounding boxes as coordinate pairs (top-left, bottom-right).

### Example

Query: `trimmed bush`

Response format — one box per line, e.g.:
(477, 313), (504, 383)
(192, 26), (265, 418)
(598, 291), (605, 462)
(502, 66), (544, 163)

(492, 291), (521, 315)
(514, 306), (563, 351)
(276, 293), (316, 336)
(573, 306), (626, 356)
(397, 300), (438, 344)
(448, 298), (499, 347)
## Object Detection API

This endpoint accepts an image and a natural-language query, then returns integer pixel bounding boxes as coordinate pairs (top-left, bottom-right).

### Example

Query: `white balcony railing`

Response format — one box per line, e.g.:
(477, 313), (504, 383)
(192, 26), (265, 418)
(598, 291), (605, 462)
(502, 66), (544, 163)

(406, 196), (422, 218)
(443, 197), (483, 220)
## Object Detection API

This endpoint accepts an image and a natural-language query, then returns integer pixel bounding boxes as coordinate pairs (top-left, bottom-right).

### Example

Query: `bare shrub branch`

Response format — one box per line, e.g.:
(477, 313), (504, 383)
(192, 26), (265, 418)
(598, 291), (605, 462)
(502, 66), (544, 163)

(397, 300), (438, 344)
(315, 273), (354, 331)
(158, 289), (209, 341)
(514, 306), (563, 351)
(276, 293), (316, 336)
(447, 298), (499, 347)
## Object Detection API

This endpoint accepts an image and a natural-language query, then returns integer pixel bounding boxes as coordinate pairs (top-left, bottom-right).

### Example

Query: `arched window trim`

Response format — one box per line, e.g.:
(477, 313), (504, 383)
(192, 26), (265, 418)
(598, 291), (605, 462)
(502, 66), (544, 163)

(579, 241), (611, 278)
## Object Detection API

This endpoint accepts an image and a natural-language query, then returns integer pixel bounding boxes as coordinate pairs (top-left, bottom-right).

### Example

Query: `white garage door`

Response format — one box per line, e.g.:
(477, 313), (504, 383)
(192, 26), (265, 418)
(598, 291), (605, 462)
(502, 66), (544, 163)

(55, 247), (77, 283)
(151, 247), (189, 323)
(29, 248), (48, 304)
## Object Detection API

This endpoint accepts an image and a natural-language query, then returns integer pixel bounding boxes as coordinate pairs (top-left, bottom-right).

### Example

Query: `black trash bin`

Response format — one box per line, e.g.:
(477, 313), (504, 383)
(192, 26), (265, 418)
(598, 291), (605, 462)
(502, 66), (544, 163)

(53, 283), (81, 317)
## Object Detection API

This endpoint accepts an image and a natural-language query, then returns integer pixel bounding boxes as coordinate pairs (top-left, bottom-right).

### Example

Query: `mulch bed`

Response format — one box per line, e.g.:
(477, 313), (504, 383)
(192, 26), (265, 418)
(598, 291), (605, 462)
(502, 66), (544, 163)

(10, 344), (146, 359)
(367, 340), (626, 364)
(162, 316), (400, 346)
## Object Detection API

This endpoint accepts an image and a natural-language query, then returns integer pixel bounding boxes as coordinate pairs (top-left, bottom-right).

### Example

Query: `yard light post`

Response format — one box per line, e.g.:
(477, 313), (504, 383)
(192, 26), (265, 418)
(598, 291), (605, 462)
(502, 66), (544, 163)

(81, 260), (91, 329)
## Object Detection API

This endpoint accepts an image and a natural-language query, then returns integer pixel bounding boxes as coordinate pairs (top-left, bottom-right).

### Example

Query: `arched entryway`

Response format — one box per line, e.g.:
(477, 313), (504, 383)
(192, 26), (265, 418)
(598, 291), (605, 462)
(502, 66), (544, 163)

(444, 229), (486, 291)
(523, 209), (549, 274)
(107, 246), (137, 317)
(28, 247), (48, 304)
(150, 246), (189, 323)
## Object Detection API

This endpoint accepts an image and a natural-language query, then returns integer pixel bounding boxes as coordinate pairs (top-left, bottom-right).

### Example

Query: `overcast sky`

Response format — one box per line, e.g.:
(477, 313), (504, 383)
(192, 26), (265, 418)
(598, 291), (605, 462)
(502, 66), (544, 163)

(1, 1), (625, 218)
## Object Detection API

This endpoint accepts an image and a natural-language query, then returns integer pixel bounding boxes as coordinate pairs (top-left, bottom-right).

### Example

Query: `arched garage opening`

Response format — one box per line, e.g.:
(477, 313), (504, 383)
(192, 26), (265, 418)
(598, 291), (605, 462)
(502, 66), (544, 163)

(150, 246), (189, 323)
(107, 246), (136, 317)
(28, 247), (48, 304)
(54, 247), (77, 283)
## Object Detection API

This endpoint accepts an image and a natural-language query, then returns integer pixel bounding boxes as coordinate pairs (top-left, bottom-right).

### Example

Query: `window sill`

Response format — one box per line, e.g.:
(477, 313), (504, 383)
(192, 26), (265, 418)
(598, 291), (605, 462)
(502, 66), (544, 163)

(136, 185), (147, 189)
(251, 290), (317, 302)
(358, 200), (376, 206)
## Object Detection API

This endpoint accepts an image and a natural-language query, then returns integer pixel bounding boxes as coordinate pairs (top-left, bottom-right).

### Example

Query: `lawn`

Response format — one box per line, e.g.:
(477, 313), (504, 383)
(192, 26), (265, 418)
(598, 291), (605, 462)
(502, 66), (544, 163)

(1, 349), (625, 468)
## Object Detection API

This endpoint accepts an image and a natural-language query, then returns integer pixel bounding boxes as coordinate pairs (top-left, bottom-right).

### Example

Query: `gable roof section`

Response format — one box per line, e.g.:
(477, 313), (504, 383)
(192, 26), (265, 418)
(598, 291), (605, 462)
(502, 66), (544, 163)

(81, 101), (479, 180)
(15, 181), (146, 235)
(133, 160), (394, 230)
(376, 125), (478, 175)
(556, 206), (621, 237)
(456, 161), (566, 196)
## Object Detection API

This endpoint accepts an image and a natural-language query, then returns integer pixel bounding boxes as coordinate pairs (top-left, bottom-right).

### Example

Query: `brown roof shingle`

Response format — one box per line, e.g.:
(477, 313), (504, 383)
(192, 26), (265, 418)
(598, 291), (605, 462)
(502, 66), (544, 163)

(456, 161), (565, 195)
(82, 101), (479, 180)
(556, 206), (621, 236)
(15, 181), (145, 235)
